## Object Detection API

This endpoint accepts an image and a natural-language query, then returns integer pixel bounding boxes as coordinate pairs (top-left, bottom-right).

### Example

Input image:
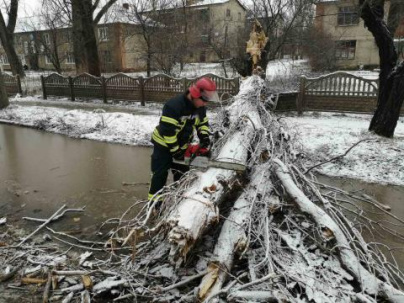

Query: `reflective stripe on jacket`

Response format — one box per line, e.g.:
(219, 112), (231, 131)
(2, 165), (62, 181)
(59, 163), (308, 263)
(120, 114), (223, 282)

(152, 93), (210, 152)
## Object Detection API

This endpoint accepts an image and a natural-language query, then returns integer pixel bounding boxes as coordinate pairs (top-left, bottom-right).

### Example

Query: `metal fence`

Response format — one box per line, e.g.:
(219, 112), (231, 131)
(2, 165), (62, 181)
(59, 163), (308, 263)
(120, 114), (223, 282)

(41, 72), (240, 105)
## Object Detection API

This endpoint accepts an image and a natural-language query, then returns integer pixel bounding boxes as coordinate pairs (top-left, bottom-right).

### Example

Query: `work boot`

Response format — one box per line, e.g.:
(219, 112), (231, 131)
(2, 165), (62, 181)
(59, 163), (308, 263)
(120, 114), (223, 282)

(148, 193), (163, 216)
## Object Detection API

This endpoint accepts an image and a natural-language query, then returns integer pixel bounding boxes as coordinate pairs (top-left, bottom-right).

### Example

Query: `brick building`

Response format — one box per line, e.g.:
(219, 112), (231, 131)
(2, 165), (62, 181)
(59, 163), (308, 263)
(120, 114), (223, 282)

(315, 0), (404, 69)
(0, 0), (247, 74)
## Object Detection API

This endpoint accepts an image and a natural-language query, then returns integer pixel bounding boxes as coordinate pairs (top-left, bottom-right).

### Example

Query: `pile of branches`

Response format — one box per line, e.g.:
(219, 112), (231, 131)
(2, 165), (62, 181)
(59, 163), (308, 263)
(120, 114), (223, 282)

(1, 76), (404, 302)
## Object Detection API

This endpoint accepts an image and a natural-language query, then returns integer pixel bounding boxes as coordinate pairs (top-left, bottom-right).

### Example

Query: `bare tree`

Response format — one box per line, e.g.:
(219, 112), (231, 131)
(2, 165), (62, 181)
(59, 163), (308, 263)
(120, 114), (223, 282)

(303, 27), (338, 71)
(0, 71), (9, 108)
(0, 0), (25, 77)
(123, 0), (183, 76)
(44, 0), (117, 76)
(360, 0), (404, 137)
(37, 1), (70, 73)
(72, 0), (106, 76)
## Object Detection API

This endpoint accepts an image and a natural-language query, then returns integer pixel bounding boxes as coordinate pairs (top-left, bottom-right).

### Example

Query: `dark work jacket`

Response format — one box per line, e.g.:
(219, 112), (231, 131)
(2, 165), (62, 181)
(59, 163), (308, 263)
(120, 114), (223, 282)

(151, 93), (210, 153)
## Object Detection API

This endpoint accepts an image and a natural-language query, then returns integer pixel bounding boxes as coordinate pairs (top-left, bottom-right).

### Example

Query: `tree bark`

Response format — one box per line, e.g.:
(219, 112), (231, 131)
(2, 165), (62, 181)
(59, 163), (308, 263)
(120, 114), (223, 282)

(71, 0), (100, 76)
(71, 0), (117, 76)
(199, 166), (272, 302)
(360, 0), (404, 137)
(0, 71), (9, 109)
(0, 0), (25, 77)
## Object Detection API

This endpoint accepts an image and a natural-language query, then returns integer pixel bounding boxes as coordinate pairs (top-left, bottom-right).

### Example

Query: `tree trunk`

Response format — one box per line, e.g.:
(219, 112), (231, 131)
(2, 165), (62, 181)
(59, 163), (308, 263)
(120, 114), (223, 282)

(0, 11), (25, 77)
(71, 0), (101, 76)
(72, 0), (85, 74)
(0, 71), (9, 109)
(360, 0), (404, 137)
(369, 61), (404, 136)
(147, 51), (151, 77)
(199, 166), (273, 302)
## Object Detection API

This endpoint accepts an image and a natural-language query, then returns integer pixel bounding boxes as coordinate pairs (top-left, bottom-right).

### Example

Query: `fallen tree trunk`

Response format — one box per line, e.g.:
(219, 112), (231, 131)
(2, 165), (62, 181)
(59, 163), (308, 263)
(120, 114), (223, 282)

(273, 158), (404, 302)
(198, 165), (273, 301)
(165, 78), (263, 265)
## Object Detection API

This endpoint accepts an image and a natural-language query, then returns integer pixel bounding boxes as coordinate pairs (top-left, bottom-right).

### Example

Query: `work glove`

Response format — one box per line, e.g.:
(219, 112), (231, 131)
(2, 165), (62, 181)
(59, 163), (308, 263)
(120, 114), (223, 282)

(200, 136), (210, 148)
(172, 149), (185, 161)
(199, 147), (211, 158)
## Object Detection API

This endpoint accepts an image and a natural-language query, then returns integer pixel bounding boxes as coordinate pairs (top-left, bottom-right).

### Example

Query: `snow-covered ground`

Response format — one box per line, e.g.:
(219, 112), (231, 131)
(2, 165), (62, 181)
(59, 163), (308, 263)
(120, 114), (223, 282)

(283, 112), (404, 186)
(1, 97), (403, 186)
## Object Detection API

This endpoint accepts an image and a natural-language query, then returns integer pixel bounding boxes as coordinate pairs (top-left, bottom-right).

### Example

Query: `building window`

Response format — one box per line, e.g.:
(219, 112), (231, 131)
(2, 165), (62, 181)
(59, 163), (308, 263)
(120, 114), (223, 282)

(200, 9), (209, 22)
(0, 54), (9, 64)
(43, 33), (50, 45)
(66, 52), (75, 64)
(238, 12), (242, 21)
(17, 37), (23, 48)
(64, 31), (72, 43)
(45, 55), (52, 65)
(338, 6), (359, 26)
(226, 9), (231, 18)
(102, 50), (112, 63)
(30, 41), (37, 54)
(394, 38), (404, 59)
(335, 40), (356, 59)
(24, 41), (29, 54)
(201, 34), (209, 43)
(98, 27), (108, 41)
(200, 51), (206, 62)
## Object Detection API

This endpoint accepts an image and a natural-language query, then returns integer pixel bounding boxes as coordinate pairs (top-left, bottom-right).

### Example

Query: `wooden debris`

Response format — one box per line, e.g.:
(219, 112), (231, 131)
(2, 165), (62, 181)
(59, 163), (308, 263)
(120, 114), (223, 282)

(21, 277), (48, 285)
(42, 272), (52, 303)
(18, 205), (67, 246)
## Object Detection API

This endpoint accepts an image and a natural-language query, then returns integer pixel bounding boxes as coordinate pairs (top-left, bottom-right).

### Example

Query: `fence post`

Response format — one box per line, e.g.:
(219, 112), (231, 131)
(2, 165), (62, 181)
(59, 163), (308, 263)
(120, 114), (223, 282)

(182, 78), (187, 92)
(139, 76), (145, 106)
(235, 77), (240, 94)
(16, 75), (23, 95)
(69, 76), (75, 101)
(296, 76), (306, 115)
(41, 75), (47, 100)
(101, 76), (107, 104)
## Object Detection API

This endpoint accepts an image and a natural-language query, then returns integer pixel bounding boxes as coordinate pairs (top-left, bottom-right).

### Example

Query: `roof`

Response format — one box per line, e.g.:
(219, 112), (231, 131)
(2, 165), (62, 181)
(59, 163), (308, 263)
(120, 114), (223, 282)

(187, 0), (246, 10)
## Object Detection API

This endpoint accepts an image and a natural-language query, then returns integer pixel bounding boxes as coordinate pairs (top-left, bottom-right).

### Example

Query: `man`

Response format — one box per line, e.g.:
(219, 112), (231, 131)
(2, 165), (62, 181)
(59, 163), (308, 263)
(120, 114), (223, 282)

(148, 77), (219, 207)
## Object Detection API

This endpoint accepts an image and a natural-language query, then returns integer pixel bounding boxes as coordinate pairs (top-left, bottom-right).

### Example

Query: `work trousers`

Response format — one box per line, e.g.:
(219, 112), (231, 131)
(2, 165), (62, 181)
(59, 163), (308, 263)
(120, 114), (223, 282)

(148, 145), (189, 201)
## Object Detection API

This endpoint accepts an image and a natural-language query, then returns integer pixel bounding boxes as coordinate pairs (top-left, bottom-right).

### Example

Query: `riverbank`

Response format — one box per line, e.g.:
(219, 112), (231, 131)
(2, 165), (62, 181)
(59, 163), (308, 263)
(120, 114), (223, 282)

(1, 96), (403, 186)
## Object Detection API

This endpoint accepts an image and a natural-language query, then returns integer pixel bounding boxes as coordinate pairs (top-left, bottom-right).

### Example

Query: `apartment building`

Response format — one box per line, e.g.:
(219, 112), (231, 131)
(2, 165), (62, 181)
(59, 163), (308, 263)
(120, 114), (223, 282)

(315, 0), (404, 69)
(0, 0), (247, 73)
(0, 21), (147, 73)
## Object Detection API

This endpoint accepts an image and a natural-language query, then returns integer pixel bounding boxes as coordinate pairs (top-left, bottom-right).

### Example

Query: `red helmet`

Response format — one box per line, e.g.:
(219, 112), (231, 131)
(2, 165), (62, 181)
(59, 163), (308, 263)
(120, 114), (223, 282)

(189, 77), (219, 102)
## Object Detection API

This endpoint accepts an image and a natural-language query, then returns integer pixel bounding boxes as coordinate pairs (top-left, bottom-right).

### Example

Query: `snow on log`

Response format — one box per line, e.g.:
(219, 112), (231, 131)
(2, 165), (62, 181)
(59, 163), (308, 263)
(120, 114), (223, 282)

(227, 290), (277, 302)
(198, 165), (273, 301)
(273, 158), (404, 302)
(165, 77), (264, 264)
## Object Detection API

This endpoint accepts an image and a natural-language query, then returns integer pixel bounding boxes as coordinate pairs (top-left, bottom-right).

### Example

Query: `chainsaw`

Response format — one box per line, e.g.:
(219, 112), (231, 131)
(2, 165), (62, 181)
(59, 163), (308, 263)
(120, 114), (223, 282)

(173, 144), (246, 172)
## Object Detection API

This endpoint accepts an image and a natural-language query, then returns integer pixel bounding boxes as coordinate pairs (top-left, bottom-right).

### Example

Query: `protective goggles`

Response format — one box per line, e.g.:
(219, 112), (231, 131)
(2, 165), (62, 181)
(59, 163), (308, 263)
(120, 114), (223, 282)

(200, 90), (219, 102)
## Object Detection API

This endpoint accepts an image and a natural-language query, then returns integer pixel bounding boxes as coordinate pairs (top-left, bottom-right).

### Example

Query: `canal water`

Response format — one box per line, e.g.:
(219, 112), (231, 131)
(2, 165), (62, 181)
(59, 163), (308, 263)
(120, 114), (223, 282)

(0, 123), (151, 235)
(0, 124), (403, 268)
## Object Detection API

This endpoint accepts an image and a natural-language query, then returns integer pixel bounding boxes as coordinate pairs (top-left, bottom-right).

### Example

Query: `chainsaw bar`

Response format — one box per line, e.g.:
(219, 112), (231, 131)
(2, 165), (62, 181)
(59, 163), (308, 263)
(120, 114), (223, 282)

(174, 156), (246, 172)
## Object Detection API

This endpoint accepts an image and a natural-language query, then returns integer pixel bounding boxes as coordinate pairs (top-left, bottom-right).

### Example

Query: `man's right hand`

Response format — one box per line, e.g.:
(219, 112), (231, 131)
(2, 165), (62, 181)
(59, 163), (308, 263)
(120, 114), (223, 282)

(172, 149), (185, 160)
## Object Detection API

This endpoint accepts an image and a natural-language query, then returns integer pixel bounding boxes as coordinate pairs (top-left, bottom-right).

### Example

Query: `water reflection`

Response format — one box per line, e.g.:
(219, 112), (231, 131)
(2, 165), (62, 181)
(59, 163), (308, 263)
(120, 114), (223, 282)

(0, 124), (152, 233)
(317, 175), (404, 269)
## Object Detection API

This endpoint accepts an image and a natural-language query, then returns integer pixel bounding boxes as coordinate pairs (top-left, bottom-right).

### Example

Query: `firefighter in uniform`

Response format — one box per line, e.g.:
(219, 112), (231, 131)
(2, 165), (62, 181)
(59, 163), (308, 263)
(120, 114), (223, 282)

(148, 77), (219, 207)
